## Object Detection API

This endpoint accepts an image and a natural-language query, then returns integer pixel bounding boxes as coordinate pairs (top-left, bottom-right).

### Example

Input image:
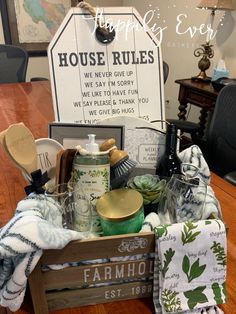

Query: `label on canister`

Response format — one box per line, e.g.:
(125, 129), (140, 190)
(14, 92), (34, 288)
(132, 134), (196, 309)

(73, 163), (110, 234)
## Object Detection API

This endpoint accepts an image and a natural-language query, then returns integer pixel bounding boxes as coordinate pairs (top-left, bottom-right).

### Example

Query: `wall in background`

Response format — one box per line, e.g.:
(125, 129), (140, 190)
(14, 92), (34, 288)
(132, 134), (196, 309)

(0, 11), (51, 81)
(1, 0), (236, 121)
(123, 0), (236, 121)
(0, 0), (123, 81)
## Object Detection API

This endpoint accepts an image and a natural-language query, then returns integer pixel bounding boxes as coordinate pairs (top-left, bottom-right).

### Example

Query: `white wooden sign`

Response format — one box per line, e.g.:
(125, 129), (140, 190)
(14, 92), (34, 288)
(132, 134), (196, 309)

(97, 116), (165, 169)
(48, 6), (165, 126)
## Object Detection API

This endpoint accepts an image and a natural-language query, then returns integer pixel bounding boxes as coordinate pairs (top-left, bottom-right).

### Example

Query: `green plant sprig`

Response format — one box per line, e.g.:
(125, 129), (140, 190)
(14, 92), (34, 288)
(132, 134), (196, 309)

(181, 221), (201, 245)
(210, 241), (226, 266)
(184, 286), (208, 310)
(161, 289), (182, 312)
(182, 255), (206, 283)
(162, 248), (175, 278)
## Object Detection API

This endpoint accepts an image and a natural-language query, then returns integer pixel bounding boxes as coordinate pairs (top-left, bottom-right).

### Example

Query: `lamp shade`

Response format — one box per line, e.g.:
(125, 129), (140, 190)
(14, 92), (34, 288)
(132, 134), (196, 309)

(198, 0), (234, 10)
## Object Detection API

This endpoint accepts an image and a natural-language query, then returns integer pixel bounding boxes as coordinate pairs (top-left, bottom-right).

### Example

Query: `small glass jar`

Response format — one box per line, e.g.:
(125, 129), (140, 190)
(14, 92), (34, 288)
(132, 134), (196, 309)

(96, 188), (144, 236)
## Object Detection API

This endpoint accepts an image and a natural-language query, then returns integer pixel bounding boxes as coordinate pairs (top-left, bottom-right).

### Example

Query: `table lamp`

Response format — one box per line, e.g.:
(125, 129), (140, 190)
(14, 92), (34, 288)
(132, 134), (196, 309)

(192, 0), (234, 81)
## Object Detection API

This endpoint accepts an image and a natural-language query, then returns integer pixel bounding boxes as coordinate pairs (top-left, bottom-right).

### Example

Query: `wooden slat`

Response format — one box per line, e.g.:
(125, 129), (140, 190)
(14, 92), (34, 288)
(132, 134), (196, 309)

(43, 258), (154, 290)
(0, 307), (7, 314)
(46, 280), (153, 311)
(41, 232), (155, 265)
(28, 261), (49, 314)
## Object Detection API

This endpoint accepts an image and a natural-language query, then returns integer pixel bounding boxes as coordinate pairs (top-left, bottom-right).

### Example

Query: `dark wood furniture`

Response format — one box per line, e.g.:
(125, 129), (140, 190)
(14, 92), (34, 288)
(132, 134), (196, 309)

(0, 81), (235, 314)
(175, 79), (219, 138)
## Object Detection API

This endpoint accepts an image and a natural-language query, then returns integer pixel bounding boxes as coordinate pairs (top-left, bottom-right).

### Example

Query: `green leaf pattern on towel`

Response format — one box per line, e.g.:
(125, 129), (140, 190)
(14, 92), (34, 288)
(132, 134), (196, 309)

(184, 286), (208, 309)
(181, 221), (201, 245)
(182, 255), (206, 282)
(155, 224), (170, 238)
(210, 241), (227, 266)
(156, 220), (226, 312)
(212, 282), (223, 304)
(222, 281), (227, 300)
(215, 220), (222, 230)
(162, 248), (175, 278)
(162, 289), (182, 312)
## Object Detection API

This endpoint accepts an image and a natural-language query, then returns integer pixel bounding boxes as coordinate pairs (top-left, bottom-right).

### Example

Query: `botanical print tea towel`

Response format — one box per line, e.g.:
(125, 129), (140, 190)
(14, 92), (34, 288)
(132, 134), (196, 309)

(153, 219), (227, 313)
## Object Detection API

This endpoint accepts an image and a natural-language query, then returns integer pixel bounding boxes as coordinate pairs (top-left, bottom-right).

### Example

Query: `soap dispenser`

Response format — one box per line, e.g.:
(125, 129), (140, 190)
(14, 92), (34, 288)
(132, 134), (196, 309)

(72, 134), (110, 235)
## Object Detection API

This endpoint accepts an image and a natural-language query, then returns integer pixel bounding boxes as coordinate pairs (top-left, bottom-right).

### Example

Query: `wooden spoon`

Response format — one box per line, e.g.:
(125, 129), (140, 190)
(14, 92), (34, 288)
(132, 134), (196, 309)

(4, 123), (37, 178)
(3, 137), (32, 181)
(0, 124), (31, 181)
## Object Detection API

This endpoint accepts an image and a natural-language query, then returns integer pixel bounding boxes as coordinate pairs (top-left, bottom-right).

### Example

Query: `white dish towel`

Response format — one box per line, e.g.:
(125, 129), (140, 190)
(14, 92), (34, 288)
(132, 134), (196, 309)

(153, 219), (227, 314)
(0, 194), (86, 312)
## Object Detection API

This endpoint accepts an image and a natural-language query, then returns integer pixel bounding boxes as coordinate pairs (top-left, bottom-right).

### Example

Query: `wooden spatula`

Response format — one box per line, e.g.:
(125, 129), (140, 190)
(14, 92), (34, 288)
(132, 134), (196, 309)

(4, 123), (37, 178)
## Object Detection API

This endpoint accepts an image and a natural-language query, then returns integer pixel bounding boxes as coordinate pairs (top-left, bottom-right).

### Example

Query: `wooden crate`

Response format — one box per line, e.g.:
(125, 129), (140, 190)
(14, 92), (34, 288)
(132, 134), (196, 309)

(28, 232), (155, 313)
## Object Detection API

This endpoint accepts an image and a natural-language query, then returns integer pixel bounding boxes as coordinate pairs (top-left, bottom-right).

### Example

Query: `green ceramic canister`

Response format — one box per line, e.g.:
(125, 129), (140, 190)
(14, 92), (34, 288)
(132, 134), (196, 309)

(96, 188), (144, 236)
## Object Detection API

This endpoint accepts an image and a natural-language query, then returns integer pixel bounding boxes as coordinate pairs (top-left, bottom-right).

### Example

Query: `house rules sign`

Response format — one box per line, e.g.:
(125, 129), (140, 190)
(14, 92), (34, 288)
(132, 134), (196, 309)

(48, 5), (165, 126)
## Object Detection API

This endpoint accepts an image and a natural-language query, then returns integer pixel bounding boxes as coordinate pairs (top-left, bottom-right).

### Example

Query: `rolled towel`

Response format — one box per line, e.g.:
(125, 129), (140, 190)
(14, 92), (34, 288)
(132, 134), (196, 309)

(140, 212), (161, 232)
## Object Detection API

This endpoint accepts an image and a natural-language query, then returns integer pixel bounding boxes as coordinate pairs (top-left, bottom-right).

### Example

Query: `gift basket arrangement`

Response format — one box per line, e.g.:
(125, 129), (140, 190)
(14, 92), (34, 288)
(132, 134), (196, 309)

(0, 2), (227, 314)
(0, 121), (226, 314)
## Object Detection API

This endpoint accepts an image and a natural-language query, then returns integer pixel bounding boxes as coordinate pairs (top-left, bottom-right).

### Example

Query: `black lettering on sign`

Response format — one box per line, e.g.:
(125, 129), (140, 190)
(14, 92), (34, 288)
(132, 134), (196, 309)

(58, 51), (154, 67)
(82, 91), (90, 97)
(108, 81), (116, 87)
(114, 71), (125, 77)
(112, 51), (122, 65)
(58, 52), (105, 67)
(95, 82), (106, 88)
(139, 115), (149, 121)
(148, 50), (154, 63)
(84, 119), (98, 124)
(95, 72), (112, 78)
(104, 90), (111, 96)
(92, 91), (102, 97)
(89, 110), (97, 116)
(139, 98), (149, 103)
(128, 89), (138, 95)
(112, 50), (154, 65)
(119, 100), (135, 105)
(84, 82), (93, 88)
(94, 100), (111, 106)
(84, 72), (93, 78)
(73, 101), (81, 107)
(112, 108), (120, 114)
(75, 120), (84, 123)
(121, 107), (135, 113)
(83, 100), (93, 107)
(98, 109), (111, 115)
(112, 90), (126, 96)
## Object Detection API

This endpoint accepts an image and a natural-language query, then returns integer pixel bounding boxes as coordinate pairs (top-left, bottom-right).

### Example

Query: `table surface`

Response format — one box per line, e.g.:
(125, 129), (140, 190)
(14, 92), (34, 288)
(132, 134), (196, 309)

(0, 81), (235, 314)
(175, 79), (219, 97)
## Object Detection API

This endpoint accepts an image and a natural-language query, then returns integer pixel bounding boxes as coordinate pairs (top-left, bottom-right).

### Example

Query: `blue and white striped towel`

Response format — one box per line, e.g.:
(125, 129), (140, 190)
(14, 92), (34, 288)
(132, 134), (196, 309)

(0, 194), (85, 312)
